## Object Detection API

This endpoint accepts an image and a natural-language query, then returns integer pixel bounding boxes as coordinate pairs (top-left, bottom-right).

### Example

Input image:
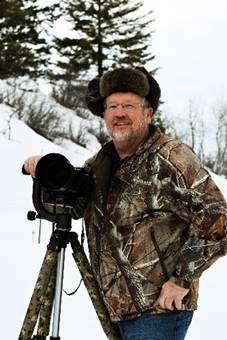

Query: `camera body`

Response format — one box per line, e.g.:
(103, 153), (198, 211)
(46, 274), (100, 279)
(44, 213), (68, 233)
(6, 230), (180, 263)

(35, 153), (93, 208)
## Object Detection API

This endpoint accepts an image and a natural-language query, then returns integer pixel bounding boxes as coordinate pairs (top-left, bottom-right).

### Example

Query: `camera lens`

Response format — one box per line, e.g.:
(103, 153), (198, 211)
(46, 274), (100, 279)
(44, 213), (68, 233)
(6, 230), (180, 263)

(36, 153), (73, 190)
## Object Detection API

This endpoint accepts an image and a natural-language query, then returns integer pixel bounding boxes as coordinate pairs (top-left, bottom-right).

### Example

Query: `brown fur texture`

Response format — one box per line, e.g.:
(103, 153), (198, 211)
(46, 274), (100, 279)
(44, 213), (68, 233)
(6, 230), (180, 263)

(85, 67), (161, 116)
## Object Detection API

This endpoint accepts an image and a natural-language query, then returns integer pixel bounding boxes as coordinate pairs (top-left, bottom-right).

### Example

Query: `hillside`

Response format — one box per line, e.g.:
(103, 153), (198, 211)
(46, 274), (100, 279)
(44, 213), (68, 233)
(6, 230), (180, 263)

(0, 85), (227, 339)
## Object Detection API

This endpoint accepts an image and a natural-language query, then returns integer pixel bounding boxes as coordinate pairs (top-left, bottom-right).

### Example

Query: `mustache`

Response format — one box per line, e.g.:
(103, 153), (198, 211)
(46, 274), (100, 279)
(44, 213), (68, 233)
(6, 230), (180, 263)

(113, 118), (132, 125)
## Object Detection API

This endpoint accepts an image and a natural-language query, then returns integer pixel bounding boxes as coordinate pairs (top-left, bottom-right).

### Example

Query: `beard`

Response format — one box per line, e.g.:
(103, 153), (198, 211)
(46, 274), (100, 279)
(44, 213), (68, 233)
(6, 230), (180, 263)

(110, 119), (147, 143)
(112, 130), (135, 142)
(109, 115), (147, 143)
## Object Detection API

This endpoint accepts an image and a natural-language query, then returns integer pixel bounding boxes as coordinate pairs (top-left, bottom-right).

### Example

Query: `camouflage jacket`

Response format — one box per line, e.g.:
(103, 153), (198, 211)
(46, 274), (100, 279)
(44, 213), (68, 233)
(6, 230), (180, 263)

(73, 125), (227, 322)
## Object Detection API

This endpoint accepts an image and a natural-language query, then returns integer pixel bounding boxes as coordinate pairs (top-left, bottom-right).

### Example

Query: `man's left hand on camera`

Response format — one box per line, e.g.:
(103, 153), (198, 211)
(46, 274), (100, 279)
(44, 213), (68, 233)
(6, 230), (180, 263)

(23, 155), (42, 178)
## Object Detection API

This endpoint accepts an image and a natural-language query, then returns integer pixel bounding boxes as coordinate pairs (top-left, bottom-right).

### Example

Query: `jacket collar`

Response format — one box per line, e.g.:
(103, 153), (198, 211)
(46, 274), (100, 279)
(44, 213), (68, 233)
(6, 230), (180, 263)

(91, 125), (165, 191)
(100, 124), (162, 159)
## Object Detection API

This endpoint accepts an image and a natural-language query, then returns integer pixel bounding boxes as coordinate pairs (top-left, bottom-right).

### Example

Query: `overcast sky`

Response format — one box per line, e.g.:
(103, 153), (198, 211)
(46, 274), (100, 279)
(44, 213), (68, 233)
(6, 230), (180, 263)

(143, 0), (227, 119)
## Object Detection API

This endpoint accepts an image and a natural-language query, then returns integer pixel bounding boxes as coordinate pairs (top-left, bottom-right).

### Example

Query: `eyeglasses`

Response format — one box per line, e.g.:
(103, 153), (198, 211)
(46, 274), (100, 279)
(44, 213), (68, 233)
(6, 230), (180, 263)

(104, 102), (144, 113)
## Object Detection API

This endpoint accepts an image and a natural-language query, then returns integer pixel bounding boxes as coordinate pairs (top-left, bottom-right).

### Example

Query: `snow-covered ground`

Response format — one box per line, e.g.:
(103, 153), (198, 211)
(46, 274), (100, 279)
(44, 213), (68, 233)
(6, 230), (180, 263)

(1, 104), (227, 339)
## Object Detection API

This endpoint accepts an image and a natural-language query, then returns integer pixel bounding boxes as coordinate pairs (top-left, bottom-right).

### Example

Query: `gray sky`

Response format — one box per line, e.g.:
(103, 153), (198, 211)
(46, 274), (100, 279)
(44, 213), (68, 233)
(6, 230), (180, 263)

(144, 0), (227, 119)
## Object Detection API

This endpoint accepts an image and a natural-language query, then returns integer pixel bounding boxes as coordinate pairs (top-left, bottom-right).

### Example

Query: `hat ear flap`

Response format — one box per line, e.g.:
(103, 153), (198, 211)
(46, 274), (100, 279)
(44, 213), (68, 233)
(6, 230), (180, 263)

(85, 76), (104, 117)
(136, 67), (161, 112)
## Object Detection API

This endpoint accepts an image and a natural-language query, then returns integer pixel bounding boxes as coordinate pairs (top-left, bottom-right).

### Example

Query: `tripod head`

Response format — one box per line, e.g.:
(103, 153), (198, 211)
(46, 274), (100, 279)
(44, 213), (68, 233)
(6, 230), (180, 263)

(29, 178), (73, 226)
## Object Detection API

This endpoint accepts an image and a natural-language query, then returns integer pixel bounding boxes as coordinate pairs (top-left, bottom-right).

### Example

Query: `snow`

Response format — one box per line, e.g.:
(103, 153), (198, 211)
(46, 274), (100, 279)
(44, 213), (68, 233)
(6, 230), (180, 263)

(0, 103), (105, 339)
(1, 103), (227, 339)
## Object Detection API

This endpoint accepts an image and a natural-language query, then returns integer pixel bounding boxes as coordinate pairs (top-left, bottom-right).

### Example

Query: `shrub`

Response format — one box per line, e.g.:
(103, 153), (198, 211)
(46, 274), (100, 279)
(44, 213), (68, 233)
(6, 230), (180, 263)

(88, 118), (110, 146)
(68, 122), (87, 148)
(51, 81), (87, 110)
(24, 100), (66, 142)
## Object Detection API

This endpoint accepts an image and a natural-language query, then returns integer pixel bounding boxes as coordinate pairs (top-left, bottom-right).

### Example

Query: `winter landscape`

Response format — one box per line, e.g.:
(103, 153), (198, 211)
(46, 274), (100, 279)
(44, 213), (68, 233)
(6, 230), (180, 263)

(0, 79), (227, 340)
(1, 0), (227, 338)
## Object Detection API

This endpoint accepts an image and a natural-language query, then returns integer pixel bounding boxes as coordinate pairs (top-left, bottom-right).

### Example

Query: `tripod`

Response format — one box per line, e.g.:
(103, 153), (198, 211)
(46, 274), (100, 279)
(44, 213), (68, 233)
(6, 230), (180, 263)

(18, 179), (118, 340)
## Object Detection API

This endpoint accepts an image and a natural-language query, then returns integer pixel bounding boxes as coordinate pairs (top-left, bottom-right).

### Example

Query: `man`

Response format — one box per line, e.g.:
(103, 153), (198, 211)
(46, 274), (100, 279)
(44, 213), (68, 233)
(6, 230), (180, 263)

(24, 67), (227, 340)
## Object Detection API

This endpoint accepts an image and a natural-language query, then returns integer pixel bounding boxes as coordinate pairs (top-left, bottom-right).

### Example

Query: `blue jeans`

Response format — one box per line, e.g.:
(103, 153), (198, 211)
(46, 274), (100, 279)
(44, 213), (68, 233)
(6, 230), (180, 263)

(115, 311), (193, 340)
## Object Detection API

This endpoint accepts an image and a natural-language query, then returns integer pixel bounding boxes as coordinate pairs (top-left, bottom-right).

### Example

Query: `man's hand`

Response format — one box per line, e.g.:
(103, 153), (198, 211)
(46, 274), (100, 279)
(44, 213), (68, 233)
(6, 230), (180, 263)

(23, 155), (42, 178)
(154, 280), (189, 311)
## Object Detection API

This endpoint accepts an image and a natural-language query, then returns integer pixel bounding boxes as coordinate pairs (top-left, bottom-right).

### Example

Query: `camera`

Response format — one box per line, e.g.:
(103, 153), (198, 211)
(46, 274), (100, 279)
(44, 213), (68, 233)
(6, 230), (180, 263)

(35, 153), (93, 204)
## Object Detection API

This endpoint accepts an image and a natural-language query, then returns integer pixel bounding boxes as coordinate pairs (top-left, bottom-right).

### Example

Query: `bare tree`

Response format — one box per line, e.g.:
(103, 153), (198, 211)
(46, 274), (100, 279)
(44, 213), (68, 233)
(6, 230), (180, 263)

(1, 109), (16, 140)
(213, 103), (227, 176)
(186, 100), (206, 162)
(164, 100), (206, 163)
(197, 119), (205, 163)
(1, 80), (25, 119)
(188, 100), (197, 150)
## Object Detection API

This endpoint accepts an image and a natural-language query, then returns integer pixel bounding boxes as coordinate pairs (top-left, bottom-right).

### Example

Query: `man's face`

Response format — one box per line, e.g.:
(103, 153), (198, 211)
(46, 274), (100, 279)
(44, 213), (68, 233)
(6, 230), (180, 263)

(103, 92), (152, 144)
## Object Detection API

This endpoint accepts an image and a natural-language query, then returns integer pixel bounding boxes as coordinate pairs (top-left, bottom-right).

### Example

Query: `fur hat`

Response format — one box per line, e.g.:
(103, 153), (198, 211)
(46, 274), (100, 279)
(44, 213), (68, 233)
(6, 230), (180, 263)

(85, 67), (161, 117)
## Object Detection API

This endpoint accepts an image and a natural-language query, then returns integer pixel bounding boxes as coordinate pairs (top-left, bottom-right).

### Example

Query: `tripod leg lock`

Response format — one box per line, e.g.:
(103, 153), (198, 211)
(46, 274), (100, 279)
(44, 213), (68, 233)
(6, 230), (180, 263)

(31, 336), (47, 340)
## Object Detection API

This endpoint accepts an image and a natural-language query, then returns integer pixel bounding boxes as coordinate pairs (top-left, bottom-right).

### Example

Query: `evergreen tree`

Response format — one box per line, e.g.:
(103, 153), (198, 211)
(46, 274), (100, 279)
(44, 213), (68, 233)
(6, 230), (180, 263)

(53, 0), (166, 132)
(53, 0), (156, 79)
(0, 0), (56, 79)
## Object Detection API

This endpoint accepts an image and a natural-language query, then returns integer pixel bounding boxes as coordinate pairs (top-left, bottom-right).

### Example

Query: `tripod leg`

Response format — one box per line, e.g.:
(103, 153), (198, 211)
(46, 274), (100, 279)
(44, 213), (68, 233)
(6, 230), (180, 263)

(18, 250), (58, 340)
(70, 233), (119, 340)
(36, 268), (57, 337)
(51, 248), (66, 338)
